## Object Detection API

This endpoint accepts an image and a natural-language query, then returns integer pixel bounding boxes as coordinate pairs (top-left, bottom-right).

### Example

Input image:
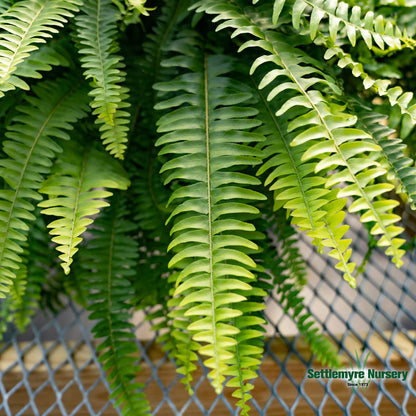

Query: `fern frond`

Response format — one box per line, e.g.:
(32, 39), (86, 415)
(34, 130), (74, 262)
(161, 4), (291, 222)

(324, 45), (416, 127)
(0, 259), (27, 337)
(127, 156), (171, 308)
(155, 42), (267, 395)
(136, 0), (191, 112)
(251, 74), (356, 284)
(267, 209), (307, 287)
(196, 1), (406, 268)
(255, 207), (341, 367)
(0, 1), (13, 15)
(276, 273), (341, 366)
(13, 43), (71, 81)
(76, 0), (131, 159)
(38, 141), (130, 275)
(80, 200), (150, 416)
(149, 273), (199, 395)
(0, 214), (50, 337)
(266, 0), (415, 49)
(164, 289), (200, 395)
(352, 102), (416, 209)
(0, 75), (89, 297)
(225, 280), (267, 415)
(0, 0), (82, 96)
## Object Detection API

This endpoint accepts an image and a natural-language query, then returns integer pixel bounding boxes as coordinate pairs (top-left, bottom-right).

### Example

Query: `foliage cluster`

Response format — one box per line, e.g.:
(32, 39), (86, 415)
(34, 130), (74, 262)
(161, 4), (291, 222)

(0, 0), (416, 414)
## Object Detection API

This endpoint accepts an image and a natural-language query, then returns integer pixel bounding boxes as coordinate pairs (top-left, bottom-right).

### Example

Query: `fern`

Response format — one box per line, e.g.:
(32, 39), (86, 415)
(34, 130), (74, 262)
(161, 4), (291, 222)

(225, 277), (267, 415)
(250, 205), (341, 368)
(76, 0), (131, 159)
(13, 42), (71, 81)
(1, 1), (416, 414)
(80, 200), (150, 416)
(196, 0), (406, 269)
(0, 257), (27, 336)
(0, 75), (89, 297)
(268, 210), (341, 367)
(324, 44), (416, 127)
(158, 286), (201, 395)
(251, 71), (356, 285)
(352, 101), (416, 209)
(0, 0), (82, 96)
(0, 214), (50, 338)
(155, 38), (267, 397)
(38, 141), (130, 275)
(266, 0), (416, 49)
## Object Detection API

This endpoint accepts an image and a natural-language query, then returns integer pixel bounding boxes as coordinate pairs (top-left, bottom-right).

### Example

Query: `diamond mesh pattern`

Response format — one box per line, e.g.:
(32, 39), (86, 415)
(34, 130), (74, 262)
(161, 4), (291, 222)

(1, 216), (415, 415)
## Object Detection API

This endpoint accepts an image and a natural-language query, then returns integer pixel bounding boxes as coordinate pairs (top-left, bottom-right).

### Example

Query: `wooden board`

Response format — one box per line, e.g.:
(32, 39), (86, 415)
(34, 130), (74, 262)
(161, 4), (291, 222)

(1, 332), (415, 415)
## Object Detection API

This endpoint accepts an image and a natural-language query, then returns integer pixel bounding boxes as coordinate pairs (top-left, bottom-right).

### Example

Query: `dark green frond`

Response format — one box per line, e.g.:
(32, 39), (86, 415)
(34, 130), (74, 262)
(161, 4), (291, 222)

(80, 200), (150, 416)
(353, 102), (416, 209)
(254, 207), (341, 368)
(0, 75), (89, 297)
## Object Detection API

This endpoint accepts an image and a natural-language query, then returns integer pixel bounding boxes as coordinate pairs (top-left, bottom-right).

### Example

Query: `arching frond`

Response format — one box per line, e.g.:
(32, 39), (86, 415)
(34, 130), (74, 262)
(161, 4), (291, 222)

(265, 0), (415, 49)
(0, 75), (89, 297)
(255, 207), (341, 367)
(225, 278), (267, 415)
(252, 74), (356, 285)
(80, 200), (150, 416)
(13, 43), (71, 81)
(39, 141), (130, 274)
(76, 0), (131, 159)
(324, 45), (416, 127)
(352, 102), (416, 209)
(195, 0), (406, 269)
(0, 0), (82, 96)
(155, 39), (267, 398)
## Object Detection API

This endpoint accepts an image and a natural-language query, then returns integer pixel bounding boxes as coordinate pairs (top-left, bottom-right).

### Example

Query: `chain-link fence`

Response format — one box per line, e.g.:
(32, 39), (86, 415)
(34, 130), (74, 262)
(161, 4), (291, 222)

(1, 214), (415, 415)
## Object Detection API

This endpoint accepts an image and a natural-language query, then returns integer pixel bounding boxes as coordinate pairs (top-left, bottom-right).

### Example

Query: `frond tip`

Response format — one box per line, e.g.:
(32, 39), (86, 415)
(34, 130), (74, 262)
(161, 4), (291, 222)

(39, 142), (130, 275)
(76, 0), (131, 159)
